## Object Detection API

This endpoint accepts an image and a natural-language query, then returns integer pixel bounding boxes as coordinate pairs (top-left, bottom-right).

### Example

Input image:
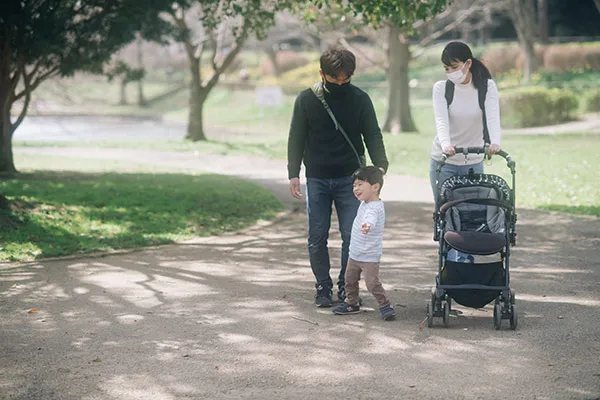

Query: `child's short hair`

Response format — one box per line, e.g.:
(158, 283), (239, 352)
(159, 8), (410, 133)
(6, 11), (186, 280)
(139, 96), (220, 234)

(352, 166), (384, 193)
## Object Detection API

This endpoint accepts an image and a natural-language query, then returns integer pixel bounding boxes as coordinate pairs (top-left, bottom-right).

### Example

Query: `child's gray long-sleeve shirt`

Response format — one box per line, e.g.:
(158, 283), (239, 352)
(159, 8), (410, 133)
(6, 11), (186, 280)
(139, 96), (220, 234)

(349, 200), (385, 263)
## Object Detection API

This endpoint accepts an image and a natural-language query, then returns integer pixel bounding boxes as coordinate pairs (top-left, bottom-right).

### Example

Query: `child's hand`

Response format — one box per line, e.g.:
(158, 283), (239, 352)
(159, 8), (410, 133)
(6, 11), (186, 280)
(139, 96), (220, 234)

(361, 223), (371, 234)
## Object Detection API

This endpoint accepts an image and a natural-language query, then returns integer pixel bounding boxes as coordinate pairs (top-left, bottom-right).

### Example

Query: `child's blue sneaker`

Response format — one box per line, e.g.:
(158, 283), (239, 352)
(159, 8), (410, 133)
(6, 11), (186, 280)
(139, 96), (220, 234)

(379, 304), (396, 320)
(333, 302), (360, 315)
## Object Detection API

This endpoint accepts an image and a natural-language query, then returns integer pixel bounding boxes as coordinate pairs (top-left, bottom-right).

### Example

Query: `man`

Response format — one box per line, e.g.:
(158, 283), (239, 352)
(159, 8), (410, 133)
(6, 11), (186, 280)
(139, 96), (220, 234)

(287, 48), (389, 307)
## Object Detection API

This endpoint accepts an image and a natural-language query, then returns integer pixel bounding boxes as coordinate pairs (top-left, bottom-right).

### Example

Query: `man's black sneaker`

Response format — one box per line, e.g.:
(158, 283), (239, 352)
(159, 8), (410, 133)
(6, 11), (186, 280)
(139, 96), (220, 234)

(315, 285), (333, 308)
(337, 286), (346, 302)
(333, 302), (360, 315)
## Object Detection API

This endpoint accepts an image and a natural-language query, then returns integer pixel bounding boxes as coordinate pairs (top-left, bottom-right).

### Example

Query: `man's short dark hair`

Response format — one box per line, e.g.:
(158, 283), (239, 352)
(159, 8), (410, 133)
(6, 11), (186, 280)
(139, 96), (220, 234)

(352, 166), (384, 193)
(320, 48), (356, 79)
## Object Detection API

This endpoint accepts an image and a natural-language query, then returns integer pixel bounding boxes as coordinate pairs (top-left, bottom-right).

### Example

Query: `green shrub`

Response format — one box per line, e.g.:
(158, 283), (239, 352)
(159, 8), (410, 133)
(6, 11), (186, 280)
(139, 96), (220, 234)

(585, 89), (600, 112)
(501, 87), (579, 128)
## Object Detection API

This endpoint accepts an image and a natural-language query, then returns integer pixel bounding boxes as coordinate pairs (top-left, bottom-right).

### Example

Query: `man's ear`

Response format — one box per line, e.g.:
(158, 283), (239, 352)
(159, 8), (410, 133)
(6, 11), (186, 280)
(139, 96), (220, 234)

(319, 69), (325, 80)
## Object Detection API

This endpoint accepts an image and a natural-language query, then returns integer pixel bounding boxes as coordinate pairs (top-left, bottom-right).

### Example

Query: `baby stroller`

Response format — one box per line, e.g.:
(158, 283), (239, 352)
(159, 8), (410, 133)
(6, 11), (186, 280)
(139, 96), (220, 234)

(428, 147), (517, 330)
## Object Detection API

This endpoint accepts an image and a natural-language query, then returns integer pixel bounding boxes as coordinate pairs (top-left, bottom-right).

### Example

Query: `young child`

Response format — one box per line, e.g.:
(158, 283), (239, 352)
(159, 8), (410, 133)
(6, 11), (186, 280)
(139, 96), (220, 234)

(332, 166), (396, 320)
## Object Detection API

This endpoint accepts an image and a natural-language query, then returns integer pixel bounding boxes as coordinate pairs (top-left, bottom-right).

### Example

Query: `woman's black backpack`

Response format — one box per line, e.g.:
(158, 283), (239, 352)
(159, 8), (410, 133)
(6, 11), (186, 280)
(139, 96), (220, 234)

(445, 80), (490, 145)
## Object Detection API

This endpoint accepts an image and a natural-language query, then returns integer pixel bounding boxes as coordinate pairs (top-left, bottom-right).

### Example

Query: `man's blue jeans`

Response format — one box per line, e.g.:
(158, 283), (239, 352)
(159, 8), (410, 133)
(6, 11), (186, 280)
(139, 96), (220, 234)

(306, 176), (360, 290)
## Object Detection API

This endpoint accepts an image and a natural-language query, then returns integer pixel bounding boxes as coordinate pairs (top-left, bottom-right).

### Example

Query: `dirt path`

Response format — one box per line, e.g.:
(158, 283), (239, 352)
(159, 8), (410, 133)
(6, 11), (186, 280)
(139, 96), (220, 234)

(1, 147), (599, 400)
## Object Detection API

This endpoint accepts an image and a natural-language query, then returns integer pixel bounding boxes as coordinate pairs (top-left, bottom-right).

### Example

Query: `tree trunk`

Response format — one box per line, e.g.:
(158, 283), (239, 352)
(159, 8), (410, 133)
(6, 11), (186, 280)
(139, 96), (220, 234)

(186, 74), (208, 141)
(538, 0), (549, 44)
(509, 0), (538, 84)
(136, 36), (146, 107)
(522, 40), (537, 83)
(265, 45), (281, 77)
(0, 100), (16, 175)
(382, 26), (417, 134)
(594, 0), (600, 14)
(0, 74), (16, 175)
(119, 80), (127, 105)
(137, 80), (145, 107)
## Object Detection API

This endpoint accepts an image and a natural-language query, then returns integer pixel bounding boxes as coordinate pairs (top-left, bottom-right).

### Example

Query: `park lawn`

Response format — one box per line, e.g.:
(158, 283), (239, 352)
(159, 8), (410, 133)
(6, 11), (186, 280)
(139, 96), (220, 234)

(13, 131), (600, 217)
(0, 163), (283, 262)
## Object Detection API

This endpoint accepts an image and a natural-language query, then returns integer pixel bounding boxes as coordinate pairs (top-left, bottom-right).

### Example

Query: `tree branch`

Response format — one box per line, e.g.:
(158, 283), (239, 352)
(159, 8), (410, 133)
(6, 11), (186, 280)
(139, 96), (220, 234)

(12, 62), (33, 132)
(209, 32), (218, 73)
(15, 66), (58, 100)
(203, 20), (249, 92)
(416, 1), (503, 49)
(338, 37), (388, 71)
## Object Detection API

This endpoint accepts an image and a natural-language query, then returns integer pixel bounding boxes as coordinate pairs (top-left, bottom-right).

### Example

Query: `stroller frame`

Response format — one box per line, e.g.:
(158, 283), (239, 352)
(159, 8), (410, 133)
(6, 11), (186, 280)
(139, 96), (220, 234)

(428, 147), (518, 330)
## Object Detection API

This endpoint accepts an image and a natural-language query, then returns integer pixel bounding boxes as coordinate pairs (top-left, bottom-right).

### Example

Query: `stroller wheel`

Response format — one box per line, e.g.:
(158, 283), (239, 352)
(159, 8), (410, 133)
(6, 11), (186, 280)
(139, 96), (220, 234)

(493, 302), (502, 330)
(509, 304), (518, 330)
(442, 301), (450, 328)
(510, 289), (516, 305)
(426, 301), (434, 328)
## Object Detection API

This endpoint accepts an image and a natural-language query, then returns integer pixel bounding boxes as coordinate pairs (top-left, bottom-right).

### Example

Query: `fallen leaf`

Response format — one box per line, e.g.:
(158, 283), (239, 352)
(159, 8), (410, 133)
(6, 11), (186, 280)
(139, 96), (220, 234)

(558, 316), (564, 319)
(28, 308), (39, 314)
(92, 357), (101, 363)
(183, 354), (190, 358)
(215, 366), (219, 370)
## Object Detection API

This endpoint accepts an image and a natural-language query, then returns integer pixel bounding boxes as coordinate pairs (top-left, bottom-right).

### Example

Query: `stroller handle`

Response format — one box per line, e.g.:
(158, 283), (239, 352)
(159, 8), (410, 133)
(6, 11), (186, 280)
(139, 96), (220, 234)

(438, 147), (516, 172)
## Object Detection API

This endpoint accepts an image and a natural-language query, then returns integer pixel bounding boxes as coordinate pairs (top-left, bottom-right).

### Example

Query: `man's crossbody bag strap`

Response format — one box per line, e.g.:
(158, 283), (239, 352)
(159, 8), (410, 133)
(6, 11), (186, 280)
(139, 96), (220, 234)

(311, 82), (366, 167)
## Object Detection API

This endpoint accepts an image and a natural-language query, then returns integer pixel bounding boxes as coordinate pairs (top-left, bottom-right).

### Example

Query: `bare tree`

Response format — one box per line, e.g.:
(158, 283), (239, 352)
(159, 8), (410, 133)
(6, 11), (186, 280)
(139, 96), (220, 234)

(254, 12), (320, 78)
(166, 1), (285, 141)
(595, 0), (600, 13)
(507, 0), (538, 83)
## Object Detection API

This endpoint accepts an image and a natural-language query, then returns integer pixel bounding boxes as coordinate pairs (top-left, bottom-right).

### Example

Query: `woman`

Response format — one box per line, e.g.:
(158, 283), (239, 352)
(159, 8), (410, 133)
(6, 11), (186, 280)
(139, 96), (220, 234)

(429, 41), (502, 262)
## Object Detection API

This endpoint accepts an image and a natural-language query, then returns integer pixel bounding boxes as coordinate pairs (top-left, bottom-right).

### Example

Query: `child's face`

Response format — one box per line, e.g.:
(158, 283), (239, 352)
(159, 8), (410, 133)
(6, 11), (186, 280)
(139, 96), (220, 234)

(353, 179), (380, 202)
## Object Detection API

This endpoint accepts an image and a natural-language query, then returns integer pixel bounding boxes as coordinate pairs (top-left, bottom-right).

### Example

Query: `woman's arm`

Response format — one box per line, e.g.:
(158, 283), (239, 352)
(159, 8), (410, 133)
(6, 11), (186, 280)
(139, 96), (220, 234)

(485, 79), (502, 147)
(432, 81), (452, 151)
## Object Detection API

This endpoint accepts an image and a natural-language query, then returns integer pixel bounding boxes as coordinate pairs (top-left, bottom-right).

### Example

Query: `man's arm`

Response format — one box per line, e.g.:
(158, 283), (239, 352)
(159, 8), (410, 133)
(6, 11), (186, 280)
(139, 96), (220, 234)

(360, 94), (389, 173)
(287, 94), (308, 199)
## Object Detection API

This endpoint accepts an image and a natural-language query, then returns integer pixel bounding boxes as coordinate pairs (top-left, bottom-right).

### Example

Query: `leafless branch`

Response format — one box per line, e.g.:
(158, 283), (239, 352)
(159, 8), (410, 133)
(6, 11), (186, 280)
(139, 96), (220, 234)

(12, 62), (33, 132)
(338, 37), (388, 71)
(203, 19), (249, 91)
(15, 66), (58, 100)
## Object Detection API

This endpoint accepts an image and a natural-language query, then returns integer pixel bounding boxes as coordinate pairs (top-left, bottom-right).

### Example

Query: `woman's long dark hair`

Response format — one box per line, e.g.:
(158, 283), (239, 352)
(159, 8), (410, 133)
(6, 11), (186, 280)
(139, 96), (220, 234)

(441, 41), (491, 91)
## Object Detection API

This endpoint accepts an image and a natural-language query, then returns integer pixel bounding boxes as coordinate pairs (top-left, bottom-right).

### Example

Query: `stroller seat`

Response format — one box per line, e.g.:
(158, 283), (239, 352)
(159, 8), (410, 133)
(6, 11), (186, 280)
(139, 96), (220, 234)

(444, 231), (506, 255)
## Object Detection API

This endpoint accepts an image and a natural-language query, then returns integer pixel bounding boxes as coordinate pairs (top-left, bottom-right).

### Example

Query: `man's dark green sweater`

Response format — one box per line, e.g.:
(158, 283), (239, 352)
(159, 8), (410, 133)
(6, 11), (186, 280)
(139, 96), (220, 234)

(287, 84), (389, 179)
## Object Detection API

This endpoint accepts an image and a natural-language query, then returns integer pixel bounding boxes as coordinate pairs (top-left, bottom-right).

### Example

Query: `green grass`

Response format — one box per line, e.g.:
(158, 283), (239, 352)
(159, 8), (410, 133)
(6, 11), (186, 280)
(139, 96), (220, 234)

(0, 170), (283, 262)
(14, 131), (600, 217)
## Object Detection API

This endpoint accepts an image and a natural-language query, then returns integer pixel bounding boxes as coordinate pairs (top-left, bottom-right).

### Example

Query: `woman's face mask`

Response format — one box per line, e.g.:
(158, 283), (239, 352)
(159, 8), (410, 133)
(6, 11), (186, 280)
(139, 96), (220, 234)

(446, 61), (469, 84)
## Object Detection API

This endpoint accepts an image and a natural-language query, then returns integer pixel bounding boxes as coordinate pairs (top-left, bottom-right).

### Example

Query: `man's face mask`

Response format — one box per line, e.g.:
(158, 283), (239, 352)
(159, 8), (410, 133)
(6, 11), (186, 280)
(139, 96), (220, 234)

(322, 75), (351, 96)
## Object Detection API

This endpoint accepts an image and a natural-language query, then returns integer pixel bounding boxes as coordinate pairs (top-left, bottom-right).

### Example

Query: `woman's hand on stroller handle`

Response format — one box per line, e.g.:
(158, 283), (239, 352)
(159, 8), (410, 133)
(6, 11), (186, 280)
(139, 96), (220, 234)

(438, 146), (515, 172)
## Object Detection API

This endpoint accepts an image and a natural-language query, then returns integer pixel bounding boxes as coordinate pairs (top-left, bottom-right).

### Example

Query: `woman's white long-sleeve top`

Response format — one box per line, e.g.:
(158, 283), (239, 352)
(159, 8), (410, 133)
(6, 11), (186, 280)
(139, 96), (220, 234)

(431, 79), (501, 165)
